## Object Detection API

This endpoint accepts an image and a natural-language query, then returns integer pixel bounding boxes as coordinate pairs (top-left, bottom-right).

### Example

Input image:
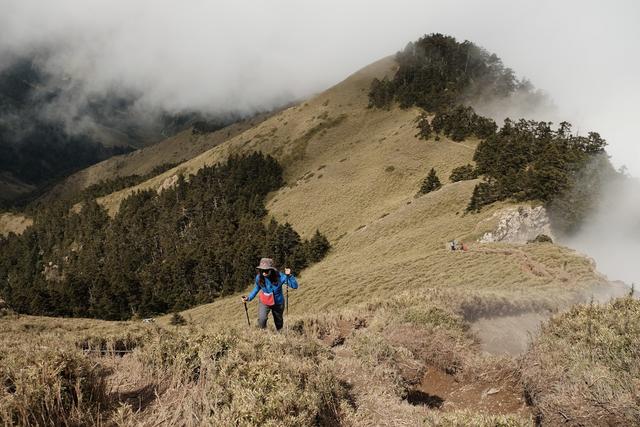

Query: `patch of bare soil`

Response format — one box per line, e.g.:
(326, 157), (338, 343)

(319, 317), (367, 347)
(414, 365), (530, 417)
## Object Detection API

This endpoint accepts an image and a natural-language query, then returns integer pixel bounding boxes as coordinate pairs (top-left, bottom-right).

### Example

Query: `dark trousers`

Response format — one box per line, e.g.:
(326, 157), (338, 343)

(258, 302), (284, 330)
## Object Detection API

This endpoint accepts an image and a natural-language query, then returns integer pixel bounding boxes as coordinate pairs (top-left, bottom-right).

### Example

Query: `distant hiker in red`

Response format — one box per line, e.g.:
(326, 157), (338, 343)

(241, 258), (298, 330)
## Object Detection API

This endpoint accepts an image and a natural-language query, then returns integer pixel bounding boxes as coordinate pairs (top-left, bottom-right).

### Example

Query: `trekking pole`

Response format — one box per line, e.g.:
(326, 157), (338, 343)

(242, 297), (250, 326)
(285, 276), (290, 315)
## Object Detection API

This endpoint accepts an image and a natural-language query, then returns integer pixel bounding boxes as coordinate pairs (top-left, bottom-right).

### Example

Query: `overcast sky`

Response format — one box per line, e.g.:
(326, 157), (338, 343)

(0, 0), (638, 175)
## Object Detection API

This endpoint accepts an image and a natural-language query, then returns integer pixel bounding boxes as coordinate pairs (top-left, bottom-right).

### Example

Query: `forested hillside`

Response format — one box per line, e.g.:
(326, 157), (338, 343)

(369, 33), (618, 235)
(0, 153), (329, 319)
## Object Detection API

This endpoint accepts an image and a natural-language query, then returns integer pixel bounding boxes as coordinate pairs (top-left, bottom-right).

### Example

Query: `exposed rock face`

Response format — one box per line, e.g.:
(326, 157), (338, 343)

(480, 206), (553, 244)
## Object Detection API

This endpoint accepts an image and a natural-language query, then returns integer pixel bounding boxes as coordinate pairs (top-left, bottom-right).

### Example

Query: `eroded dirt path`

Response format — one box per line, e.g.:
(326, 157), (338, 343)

(414, 365), (530, 417)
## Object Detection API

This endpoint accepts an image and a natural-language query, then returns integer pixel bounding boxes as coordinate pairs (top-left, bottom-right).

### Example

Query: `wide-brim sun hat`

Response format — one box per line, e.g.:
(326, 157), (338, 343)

(256, 257), (277, 271)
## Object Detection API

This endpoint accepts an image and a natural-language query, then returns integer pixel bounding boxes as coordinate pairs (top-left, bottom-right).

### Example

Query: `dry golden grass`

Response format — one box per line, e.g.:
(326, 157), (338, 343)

(0, 55), (623, 426)
(44, 110), (276, 201)
(2, 288), (536, 425)
(521, 297), (640, 425)
(0, 314), (154, 425)
(96, 56), (402, 215)
(0, 212), (32, 237)
(182, 186), (604, 328)
(133, 56), (605, 329)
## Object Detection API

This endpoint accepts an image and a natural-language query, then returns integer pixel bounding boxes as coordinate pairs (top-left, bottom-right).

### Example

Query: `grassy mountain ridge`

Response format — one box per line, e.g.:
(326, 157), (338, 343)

(42, 109), (279, 202)
(1, 44), (635, 424)
(89, 55), (606, 324)
(0, 110), (278, 236)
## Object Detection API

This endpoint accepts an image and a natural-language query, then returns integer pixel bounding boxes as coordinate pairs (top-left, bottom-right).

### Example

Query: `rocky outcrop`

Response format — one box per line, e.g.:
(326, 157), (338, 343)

(480, 206), (553, 244)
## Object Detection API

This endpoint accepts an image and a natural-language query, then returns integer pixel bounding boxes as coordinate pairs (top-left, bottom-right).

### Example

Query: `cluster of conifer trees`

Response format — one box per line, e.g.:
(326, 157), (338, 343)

(372, 34), (615, 234)
(369, 33), (531, 111)
(0, 153), (330, 320)
(415, 106), (497, 142)
(467, 120), (610, 218)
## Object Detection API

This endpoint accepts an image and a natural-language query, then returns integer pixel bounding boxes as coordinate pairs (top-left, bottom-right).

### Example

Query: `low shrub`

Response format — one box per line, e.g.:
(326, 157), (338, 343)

(0, 348), (109, 426)
(527, 234), (553, 244)
(131, 327), (350, 426)
(169, 312), (187, 326)
(522, 297), (640, 425)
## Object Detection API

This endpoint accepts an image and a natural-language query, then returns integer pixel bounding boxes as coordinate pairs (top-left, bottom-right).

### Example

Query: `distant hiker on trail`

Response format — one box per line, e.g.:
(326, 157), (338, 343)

(241, 258), (298, 331)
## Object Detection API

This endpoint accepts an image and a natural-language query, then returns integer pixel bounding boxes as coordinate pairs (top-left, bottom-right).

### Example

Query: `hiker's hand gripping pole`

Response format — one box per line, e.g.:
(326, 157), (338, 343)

(241, 296), (250, 326)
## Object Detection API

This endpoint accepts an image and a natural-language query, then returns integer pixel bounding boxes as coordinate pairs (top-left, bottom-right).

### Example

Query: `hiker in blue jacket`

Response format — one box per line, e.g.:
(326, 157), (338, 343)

(241, 257), (298, 330)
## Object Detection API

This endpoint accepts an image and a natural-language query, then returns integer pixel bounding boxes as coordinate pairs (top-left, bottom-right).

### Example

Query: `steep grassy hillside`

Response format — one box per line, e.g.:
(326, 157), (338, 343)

(1, 52), (634, 425)
(0, 212), (32, 237)
(90, 57), (607, 326)
(43, 111), (277, 201)
(0, 111), (277, 236)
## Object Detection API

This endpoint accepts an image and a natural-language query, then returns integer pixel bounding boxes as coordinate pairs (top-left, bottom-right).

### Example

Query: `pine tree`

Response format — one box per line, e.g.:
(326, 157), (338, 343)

(415, 112), (433, 140)
(467, 182), (495, 212)
(306, 230), (331, 263)
(449, 164), (478, 182)
(419, 168), (442, 194)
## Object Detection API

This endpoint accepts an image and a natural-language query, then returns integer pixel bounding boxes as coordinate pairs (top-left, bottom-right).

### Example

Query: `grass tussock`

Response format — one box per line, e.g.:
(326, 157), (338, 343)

(75, 329), (153, 355)
(124, 326), (349, 426)
(0, 289), (539, 425)
(522, 297), (640, 425)
(287, 290), (526, 425)
(0, 347), (109, 426)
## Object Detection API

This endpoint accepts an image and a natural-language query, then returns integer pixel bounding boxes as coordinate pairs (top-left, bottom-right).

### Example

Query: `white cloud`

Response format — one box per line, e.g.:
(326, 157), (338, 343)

(0, 0), (638, 174)
(563, 176), (640, 285)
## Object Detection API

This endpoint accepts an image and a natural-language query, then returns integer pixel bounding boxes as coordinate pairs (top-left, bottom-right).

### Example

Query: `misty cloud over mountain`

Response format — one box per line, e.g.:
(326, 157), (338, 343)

(1, 0), (638, 175)
(562, 175), (640, 286)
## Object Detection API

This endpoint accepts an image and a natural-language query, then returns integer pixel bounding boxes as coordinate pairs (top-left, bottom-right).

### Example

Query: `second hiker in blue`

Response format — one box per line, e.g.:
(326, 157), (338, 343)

(241, 257), (298, 330)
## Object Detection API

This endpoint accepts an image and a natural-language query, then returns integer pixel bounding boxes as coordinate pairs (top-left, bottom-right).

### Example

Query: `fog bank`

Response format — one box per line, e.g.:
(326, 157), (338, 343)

(1, 0), (638, 174)
(562, 175), (640, 286)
